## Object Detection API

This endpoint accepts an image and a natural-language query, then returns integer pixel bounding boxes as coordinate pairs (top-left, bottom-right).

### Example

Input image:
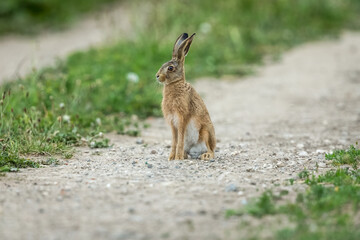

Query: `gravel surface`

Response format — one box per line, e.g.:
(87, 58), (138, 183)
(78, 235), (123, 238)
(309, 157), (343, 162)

(1, 32), (360, 240)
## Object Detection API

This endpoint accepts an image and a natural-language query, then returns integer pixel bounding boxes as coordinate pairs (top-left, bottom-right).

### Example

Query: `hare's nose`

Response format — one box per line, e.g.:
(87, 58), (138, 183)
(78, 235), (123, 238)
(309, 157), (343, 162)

(156, 74), (160, 79)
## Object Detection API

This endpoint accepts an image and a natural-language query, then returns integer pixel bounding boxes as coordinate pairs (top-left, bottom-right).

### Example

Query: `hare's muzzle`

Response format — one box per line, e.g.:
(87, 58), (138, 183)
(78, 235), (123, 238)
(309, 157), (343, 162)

(156, 73), (165, 83)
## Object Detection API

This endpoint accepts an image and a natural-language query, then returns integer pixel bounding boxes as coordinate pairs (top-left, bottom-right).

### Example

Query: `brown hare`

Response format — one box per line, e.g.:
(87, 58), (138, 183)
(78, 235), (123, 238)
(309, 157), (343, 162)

(156, 33), (216, 160)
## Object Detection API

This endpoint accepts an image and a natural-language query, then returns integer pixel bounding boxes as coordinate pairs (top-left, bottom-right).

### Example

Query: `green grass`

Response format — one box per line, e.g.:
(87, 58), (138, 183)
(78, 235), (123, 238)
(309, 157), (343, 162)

(326, 142), (360, 167)
(0, 152), (39, 172)
(226, 144), (360, 239)
(0, 0), (120, 35)
(1, 0), (360, 168)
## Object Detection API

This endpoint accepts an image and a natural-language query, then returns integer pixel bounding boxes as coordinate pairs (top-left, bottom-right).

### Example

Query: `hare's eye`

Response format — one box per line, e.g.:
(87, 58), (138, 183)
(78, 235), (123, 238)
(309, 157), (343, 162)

(168, 66), (174, 71)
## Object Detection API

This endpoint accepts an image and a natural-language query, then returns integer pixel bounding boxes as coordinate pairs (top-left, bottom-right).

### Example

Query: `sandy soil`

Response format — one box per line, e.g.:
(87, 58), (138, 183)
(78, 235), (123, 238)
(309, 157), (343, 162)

(0, 32), (360, 239)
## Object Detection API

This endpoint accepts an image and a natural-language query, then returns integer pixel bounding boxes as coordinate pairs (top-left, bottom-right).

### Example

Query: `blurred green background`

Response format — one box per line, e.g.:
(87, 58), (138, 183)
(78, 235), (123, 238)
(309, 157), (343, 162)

(0, 0), (118, 34)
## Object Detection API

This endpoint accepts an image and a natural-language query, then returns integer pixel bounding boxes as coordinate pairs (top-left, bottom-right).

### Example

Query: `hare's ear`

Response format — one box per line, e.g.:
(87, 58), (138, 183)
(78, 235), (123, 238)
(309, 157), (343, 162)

(176, 33), (196, 61)
(172, 33), (188, 58)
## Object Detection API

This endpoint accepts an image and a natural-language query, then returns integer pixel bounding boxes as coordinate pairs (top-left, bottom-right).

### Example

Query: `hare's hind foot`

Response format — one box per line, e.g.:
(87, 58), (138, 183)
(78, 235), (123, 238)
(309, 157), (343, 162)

(200, 152), (214, 160)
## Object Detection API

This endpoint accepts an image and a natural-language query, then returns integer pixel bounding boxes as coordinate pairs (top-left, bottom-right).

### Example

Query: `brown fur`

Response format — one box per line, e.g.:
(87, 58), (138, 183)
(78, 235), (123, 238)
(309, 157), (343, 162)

(156, 33), (216, 160)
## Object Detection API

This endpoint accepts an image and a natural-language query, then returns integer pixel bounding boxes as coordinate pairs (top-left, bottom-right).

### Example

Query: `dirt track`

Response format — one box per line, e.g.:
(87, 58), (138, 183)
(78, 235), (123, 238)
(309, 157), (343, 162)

(1, 32), (360, 239)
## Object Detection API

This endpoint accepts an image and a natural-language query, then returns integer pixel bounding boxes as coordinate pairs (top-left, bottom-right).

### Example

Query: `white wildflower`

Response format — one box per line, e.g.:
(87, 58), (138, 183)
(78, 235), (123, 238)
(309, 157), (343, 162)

(59, 102), (65, 109)
(199, 22), (212, 34)
(62, 114), (70, 123)
(99, 132), (103, 138)
(96, 118), (102, 126)
(126, 72), (139, 83)
(90, 141), (96, 148)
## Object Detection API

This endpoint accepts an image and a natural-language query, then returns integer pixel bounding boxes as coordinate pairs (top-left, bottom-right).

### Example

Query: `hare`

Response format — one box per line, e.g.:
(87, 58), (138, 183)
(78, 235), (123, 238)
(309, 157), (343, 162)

(156, 33), (216, 160)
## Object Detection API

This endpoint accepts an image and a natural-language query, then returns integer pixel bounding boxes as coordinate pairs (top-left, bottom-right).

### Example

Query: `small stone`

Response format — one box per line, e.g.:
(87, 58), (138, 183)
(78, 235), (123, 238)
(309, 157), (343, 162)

(147, 164), (153, 169)
(136, 138), (144, 144)
(237, 191), (244, 196)
(150, 150), (157, 154)
(246, 167), (254, 172)
(225, 183), (238, 192)
(276, 161), (285, 167)
(230, 151), (238, 156)
(298, 151), (308, 157)
(316, 149), (326, 154)
(198, 210), (207, 215)
(318, 162), (326, 168)
(296, 143), (304, 149)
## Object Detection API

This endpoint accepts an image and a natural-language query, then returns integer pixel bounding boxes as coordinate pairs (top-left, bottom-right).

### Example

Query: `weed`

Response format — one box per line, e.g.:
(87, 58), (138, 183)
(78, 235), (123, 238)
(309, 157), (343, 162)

(298, 169), (310, 179)
(41, 157), (60, 166)
(247, 191), (276, 217)
(63, 150), (74, 159)
(0, 152), (39, 172)
(326, 143), (360, 168)
(89, 138), (110, 149)
(289, 179), (294, 185)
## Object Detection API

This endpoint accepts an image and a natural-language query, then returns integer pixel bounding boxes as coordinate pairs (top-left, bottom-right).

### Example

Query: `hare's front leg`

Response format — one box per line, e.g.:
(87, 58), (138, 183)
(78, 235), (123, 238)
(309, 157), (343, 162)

(168, 124), (178, 161)
(175, 118), (186, 160)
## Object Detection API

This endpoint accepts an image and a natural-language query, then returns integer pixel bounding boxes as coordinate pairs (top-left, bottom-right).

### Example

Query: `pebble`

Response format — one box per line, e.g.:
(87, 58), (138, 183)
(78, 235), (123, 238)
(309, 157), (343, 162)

(298, 151), (308, 157)
(136, 138), (144, 144)
(318, 162), (326, 168)
(276, 161), (285, 167)
(296, 143), (304, 149)
(150, 150), (157, 154)
(198, 209), (207, 215)
(225, 183), (238, 192)
(316, 149), (326, 154)
(147, 164), (153, 169)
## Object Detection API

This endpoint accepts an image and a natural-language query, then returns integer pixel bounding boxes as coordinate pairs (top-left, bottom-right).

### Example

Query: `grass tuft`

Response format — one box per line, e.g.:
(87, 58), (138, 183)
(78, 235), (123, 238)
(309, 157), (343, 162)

(326, 142), (360, 168)
(0, 152), (39, 172)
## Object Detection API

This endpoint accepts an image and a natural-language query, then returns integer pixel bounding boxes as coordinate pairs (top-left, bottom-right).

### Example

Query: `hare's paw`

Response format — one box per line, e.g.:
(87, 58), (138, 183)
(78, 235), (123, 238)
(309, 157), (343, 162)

(200, 152), (214, 161)
(175, 153), (184, 160)
(168, 152), (176, 161)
